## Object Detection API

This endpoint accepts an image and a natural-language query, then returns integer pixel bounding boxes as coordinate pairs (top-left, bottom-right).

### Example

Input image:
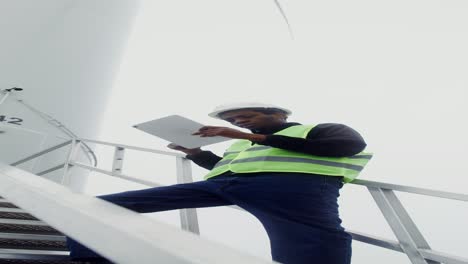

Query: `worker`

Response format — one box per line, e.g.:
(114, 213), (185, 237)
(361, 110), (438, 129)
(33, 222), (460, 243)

(67, 103), (372, 264)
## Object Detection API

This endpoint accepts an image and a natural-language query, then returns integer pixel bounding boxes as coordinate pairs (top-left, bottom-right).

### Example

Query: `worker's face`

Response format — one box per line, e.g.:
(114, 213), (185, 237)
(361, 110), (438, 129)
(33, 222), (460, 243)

(219, 109), (287, 130)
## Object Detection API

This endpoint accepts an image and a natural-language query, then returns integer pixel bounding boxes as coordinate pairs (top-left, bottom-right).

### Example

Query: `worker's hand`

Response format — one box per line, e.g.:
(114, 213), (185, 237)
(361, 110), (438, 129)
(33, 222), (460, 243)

(167, 143), (202, 155)
(192, 126), (266, 142)
(192, 126), (248, 138)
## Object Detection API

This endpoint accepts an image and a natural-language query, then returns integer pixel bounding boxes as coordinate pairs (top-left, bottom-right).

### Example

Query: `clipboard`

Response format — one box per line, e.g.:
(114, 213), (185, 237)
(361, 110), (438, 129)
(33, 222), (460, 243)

(133, 115), (231, 149)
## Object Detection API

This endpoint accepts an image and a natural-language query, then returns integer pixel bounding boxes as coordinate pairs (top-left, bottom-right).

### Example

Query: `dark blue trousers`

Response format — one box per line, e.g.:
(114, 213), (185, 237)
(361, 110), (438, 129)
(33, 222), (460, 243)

(67, 173), (352, 264)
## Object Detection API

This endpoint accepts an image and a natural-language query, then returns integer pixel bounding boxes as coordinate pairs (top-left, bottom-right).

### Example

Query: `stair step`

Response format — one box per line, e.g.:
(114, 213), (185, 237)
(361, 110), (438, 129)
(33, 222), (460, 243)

(0, 248), (71, 262)
(0, 200), (62, 235)
(0, 220), (47, 226)
(0, 223), (62, 235)
(0, 212), (38, 221)
(0, 238), (67, 251)
(0, 233), (65, 242)
(0, 209), (27, 214)
(0, 201), (97, 263)
(0, 201), (94, 263)
(0, 260), (84, 264)
(0, 202), (19, 209)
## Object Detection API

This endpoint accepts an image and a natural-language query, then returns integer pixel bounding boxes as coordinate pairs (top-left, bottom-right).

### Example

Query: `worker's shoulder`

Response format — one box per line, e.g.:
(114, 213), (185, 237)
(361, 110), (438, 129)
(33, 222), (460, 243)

(309, 123), (363, 138)
(314, 123), (352, 129)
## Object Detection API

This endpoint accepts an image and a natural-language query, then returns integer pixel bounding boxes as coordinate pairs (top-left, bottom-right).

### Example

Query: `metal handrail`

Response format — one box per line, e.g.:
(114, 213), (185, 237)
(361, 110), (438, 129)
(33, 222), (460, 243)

(74, 138), (468, 202)
(0, 91), (98, 167)
(10, 140), (73, 166)
(8, 139), (76, 179)
(16, 99), (98, 167)
(79, 138), (184, 158)
(0, 162), (274, 264)
(346, 230), (468, 264)
(71, 138), (468, 264)
(6, 135), (468, 264)
(352, 179), (468, 202)
(71, 161), (163, 187)
(36, 163), (68, 176)
(74, 138), (200, 235)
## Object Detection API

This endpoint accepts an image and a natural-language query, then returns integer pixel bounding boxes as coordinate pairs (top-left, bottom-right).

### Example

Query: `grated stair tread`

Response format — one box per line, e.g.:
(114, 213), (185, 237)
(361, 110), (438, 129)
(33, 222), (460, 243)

(0, 260), (89, 264)
(0, 239), (67, 251)
(0, 213), (37, 221)
(0, 204), (18, 209)
(0, 199), (61, 236)
(0, 200), (101, 263)
(0, 224), (61, 236)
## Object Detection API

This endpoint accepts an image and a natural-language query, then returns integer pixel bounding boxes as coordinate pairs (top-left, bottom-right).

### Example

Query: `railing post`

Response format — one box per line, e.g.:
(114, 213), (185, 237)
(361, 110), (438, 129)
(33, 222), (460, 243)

(175, 157), (200, 235)
(368, 187), (437, 264)
(383, 190), (439, 263)
(0, 91), (11, 106)
(62, 139), (80, 186)
(112, 147), (125, 175)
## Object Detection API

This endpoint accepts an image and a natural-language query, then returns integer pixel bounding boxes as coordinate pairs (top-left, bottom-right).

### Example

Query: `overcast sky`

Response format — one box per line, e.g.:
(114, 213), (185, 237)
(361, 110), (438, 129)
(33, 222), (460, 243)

(84, 1), (468, 263)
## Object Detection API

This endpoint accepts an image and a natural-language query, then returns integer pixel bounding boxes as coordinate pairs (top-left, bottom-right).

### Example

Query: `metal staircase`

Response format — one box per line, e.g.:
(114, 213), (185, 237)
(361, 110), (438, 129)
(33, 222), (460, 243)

(1, 91), (467, 263)
(0, 137), (467, 264)
(0, 197), (78, 263)
(0, 159), (277, 264)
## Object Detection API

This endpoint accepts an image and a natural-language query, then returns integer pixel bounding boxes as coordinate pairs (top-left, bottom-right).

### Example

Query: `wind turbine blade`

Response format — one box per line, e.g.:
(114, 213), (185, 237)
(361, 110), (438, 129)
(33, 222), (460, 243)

(273, 0), (294, 39)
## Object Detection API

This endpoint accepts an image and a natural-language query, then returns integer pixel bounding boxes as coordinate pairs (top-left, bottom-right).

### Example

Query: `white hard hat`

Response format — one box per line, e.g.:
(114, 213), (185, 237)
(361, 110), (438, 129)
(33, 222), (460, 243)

(208, 102), (292, 119)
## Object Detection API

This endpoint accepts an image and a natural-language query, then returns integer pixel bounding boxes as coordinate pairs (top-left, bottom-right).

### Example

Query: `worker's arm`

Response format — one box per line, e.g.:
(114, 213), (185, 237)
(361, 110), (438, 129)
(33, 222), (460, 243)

(256, 123), (367, 157)
(186, 151), (222, 170)
(185, 123), (366, 163)
(167, 143), (221, 170)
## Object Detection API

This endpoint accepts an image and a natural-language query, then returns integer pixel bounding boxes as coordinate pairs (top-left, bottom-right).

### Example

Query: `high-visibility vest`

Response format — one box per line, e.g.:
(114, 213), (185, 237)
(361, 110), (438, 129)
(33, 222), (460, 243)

(204, 125), (373, 183)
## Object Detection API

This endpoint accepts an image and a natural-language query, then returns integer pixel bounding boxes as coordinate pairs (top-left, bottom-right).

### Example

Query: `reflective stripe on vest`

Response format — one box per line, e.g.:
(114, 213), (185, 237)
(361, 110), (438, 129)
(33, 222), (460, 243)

(204, 124), (373, 182)
(215, 152), (371, 171)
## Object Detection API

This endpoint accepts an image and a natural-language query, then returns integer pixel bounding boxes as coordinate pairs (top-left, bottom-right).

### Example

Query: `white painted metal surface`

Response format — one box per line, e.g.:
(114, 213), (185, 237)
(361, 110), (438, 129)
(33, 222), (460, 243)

(176, 157), (200, 235)
(0, 0), (140, 192)
(0, 162), (276, 264)
(353, 179), (468, 202)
